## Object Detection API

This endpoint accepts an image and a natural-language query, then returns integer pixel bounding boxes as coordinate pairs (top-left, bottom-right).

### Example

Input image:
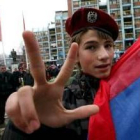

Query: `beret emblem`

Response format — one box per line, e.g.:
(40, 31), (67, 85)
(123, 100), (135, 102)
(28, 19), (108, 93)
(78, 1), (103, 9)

(87, 11), (97, 23)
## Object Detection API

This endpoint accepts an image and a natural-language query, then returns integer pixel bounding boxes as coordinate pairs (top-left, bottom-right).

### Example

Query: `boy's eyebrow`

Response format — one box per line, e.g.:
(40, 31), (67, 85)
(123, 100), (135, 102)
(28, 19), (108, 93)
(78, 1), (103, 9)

(105, 40), (114, 43)
(83, 40), (114, 46)
(84, 40), (98, 45)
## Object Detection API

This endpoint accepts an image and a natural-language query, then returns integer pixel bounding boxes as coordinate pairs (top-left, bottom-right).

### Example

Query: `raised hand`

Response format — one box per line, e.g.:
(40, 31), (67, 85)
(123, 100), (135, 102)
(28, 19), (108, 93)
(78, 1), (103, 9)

(5, 31), (99, 134)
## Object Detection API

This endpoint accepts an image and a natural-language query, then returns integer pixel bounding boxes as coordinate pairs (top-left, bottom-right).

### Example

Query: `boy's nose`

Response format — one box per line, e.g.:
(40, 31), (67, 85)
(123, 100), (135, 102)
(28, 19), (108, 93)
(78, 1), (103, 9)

(97, 47), (109, 60)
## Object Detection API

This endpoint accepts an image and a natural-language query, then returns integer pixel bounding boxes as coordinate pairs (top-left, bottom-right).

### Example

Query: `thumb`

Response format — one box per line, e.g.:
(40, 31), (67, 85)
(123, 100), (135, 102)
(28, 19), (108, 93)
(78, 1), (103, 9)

(68, 105), (99, 121)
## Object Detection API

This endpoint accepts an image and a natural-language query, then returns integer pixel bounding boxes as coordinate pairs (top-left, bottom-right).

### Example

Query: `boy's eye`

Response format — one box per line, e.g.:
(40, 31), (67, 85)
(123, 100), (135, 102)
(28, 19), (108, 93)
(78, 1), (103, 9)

(105, 44), (113, 49)
(86, 45), (97, 50)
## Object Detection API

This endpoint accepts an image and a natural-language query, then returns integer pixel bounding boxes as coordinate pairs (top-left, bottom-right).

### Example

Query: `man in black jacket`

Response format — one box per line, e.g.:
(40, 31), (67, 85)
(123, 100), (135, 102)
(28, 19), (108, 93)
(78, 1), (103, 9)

(0, 65), (14, 125)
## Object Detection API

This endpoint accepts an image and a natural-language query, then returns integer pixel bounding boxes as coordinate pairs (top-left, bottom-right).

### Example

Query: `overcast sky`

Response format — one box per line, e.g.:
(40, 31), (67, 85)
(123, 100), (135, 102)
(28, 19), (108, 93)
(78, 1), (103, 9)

(0, 0), (67, 55)
(0, 0), (107, 56)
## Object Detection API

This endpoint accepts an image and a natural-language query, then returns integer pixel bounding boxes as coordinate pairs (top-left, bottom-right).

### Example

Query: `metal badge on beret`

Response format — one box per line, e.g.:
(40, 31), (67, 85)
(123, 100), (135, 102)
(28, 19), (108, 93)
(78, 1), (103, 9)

(87, 11), (97, 23)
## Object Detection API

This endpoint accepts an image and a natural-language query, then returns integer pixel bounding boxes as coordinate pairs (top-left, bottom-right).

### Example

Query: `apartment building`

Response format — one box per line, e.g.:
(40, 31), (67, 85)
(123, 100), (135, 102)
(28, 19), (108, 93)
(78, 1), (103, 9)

(109, 0), (140, 51)
(55, 10), (69, 61)
(33, 24), (57, 62)
(32, 0), (140, 63)
(32, 11), (68, 64)
(67, 0), (99, 16)
(68, 0), (140, 52)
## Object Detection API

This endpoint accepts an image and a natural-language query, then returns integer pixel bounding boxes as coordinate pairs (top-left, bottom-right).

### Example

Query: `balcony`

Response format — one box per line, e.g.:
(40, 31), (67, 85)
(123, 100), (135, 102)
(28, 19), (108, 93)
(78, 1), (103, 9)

(114, 43), (123, 50)
(134, 12), (140, 17)
(110, 4), (120, 9)
(117, 34), (122, 40)
(123, 10), (131, 16)
(57, 36), (62, 40)
(42, 37), (48, 41)
(57, 42), (63, 47)
(73, 2), (80, 8)
(133, 2), (140, 6)
(122, 0), (131, 4)
(117, 23), (122, 29)
(135, 22), (140, 28)
(115, 14), (121, 19)
(56, 22), (61, 26)
(51, 52), (57, 55)
(124, 22), (133, 28)
(125, 33), (133, 38)
(136, 32), (140, 38)
(81, 0), (97, 6)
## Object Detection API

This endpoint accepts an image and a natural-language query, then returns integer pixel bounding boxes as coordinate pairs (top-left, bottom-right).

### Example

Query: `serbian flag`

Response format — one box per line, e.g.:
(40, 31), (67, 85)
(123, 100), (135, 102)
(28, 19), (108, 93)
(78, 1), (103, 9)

(88, 37), (140, 140)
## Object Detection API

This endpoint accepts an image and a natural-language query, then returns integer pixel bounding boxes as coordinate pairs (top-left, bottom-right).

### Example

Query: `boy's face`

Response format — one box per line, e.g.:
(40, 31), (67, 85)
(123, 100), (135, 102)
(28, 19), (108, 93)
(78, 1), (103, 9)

(77, 30), (114, 79)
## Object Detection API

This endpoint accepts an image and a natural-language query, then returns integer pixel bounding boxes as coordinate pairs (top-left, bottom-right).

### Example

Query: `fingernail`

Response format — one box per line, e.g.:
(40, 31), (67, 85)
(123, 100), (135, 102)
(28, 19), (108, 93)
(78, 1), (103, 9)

(29, 120), (40, 130)
(25, 127), (34, 134)
(25, 120), (39, 134)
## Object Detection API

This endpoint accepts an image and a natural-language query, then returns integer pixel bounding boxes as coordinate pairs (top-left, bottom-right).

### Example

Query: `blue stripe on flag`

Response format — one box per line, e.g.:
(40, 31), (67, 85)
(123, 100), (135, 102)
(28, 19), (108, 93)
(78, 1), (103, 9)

(110, 77), (140, 140)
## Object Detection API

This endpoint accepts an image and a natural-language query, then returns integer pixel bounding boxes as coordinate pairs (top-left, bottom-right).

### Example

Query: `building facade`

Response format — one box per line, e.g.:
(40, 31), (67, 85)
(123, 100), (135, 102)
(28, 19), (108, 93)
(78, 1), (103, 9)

(55, 10), (69, 62)
(32, 11), (68, 64)
(32, 0), (140, 63)
(68, 0), (140, 52)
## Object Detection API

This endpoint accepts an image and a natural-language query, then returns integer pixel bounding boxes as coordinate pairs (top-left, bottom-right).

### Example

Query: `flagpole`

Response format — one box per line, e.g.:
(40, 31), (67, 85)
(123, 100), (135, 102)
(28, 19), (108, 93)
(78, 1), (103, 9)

(22, 11), (28, 69)
(1, 41), (6, 65)
(0, 12), (6, 66)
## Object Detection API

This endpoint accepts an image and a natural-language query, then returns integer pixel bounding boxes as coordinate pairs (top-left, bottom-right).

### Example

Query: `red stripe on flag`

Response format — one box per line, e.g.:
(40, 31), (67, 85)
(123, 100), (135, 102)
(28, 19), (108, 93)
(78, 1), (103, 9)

(88, 80), (116, 140)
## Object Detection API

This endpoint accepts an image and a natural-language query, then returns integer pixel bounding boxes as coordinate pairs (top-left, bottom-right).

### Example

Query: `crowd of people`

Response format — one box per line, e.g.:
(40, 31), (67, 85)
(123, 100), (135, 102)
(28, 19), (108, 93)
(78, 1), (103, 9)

(0, 62), (60, 127)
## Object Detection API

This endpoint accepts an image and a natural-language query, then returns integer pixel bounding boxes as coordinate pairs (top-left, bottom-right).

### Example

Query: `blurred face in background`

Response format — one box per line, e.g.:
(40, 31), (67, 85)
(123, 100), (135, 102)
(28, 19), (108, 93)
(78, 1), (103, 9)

(0, 66), (6, 73)
(22, 63), (27, 70)
(19, 67), (24, 73)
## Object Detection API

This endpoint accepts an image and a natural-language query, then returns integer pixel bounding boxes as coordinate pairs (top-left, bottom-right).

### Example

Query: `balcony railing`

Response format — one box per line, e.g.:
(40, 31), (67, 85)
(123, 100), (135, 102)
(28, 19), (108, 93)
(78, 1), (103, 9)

(124, 22), (133, 27)
(123, 10), (131, 16)
(125, 33), (133, 38)
(110, 4), (120, 9)
(134, 12), (140, 17)
(133, 2), (140, 6)
(81, 0), (97, 6)
(114, 43), (123, 50)
(117, 34), (122, 40)
(136, 32), (140, 38)
(122, 0), (131, 4)
(135, 24), (140, 28)
(56, 23), (61, 26)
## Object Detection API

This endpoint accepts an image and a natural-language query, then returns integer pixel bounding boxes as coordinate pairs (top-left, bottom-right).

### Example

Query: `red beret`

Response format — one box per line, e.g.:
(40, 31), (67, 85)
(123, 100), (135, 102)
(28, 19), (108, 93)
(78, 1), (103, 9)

(65, 7), (119, 41)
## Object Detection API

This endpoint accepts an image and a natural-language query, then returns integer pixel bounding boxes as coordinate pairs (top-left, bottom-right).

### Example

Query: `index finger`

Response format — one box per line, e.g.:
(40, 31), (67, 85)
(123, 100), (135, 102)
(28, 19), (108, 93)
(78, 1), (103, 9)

(55, 43), (78, 86)
(22, 31), (46, 85)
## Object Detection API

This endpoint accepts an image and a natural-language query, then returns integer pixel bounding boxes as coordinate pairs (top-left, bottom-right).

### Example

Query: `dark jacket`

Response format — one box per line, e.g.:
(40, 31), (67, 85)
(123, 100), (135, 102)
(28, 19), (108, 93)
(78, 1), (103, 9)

(1, 72), (100, 140)
(12, 71), (21, 91)
(23, 72), (34, 86)
(0, 72), (14, 97)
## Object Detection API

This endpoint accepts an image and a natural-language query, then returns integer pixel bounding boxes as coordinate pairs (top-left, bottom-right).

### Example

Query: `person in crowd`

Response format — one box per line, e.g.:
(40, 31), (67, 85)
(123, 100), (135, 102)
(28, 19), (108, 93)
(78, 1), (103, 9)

(2, 7), (119, 140)
(12, 68), (21, 91)
(18, 66), (27, 87)
(23, 69), (34, 86)
(0, 65), (14, 125)
(45, 64), (51, 81)
(49, 64), (59, 78)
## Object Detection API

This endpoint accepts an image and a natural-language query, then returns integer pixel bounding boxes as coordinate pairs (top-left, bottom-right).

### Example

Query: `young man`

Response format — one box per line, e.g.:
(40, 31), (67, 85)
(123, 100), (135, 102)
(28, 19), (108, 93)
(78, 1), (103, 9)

(2, 7), (118, 140)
